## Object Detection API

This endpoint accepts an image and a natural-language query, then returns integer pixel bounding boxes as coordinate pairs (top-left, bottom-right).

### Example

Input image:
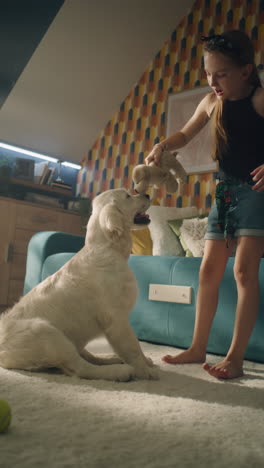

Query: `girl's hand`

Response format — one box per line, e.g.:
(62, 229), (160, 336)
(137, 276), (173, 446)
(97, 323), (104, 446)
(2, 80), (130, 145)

(251, 165), (264, 192)
(145, 143), (164, 166)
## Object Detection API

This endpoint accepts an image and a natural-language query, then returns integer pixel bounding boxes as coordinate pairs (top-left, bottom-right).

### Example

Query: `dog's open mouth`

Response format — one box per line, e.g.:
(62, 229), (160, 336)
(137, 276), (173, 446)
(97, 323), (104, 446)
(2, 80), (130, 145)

(134, 212), (150, 225)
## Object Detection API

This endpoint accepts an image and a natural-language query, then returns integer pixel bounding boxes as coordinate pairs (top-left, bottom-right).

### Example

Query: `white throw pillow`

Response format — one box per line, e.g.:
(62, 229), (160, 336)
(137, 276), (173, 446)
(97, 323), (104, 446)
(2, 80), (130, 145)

(147, 205), (198, 256)
(180, 217), (208, 257)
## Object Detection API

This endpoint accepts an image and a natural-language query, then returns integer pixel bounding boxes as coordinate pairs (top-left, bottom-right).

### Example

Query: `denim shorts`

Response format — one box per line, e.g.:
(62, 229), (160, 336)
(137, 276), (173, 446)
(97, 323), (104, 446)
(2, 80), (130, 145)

(205, 180), (264, 240)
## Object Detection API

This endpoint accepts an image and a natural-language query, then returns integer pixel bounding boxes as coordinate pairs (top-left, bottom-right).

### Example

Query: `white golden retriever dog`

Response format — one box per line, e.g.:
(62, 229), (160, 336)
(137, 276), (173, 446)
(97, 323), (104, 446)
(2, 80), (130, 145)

(0, 189), (158, 382)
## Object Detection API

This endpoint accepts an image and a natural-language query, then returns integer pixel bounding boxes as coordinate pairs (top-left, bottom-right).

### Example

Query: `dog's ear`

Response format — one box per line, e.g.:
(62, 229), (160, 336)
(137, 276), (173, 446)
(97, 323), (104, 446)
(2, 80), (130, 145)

(99, 202), (125, 241)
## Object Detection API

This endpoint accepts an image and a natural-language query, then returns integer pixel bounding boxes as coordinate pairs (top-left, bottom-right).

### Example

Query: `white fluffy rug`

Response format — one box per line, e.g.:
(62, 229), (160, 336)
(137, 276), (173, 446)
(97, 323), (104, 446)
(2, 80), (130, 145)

(1, 338), (264, 468)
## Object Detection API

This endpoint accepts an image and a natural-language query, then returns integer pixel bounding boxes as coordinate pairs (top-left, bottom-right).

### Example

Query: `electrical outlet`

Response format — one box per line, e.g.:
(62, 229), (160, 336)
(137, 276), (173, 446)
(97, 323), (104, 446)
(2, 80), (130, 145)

(149, 284), (192, 304)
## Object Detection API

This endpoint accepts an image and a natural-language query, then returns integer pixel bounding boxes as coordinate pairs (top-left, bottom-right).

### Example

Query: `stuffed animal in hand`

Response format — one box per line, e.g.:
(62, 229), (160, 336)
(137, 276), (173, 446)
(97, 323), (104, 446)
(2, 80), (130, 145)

(132, 150), (187, 194)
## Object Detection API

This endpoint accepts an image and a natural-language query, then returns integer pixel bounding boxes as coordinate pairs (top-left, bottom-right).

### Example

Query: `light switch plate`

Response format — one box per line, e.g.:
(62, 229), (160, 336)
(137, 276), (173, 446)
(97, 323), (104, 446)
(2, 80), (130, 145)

(149, 284), (192, 304)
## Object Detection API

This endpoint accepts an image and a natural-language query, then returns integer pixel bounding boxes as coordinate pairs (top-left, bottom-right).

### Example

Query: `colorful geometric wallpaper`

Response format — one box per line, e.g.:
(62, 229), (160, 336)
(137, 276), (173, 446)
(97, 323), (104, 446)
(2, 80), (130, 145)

(76, 0), (264, 211)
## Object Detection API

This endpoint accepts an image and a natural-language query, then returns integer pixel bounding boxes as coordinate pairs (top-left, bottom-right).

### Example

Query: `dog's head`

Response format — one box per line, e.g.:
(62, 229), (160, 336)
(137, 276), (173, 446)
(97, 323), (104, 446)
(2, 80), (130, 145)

(91, 189), (150, 242)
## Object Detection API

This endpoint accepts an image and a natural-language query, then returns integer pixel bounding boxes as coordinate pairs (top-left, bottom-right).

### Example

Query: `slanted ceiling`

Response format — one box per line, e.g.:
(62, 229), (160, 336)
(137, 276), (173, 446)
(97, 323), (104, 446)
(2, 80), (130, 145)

(0, 0), (194, 164)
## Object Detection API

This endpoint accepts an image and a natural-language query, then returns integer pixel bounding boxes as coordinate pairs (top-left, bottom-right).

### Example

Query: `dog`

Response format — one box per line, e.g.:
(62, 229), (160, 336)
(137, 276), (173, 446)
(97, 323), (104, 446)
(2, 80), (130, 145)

(0, 189), (158, 382)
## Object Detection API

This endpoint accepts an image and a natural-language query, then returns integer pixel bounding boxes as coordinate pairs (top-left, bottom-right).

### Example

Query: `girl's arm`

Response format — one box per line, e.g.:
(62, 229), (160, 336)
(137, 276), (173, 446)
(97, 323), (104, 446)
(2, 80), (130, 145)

(145, 92), (215, 166)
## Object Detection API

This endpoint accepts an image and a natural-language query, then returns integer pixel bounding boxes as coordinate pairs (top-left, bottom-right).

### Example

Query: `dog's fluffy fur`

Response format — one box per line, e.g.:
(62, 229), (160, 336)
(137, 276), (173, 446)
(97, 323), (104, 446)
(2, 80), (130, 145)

(0, 189), (158, 382)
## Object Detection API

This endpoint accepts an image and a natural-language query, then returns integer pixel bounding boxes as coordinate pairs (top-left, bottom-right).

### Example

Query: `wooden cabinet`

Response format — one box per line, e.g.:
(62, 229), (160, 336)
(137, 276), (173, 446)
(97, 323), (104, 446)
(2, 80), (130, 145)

(0, 197), (83, 313)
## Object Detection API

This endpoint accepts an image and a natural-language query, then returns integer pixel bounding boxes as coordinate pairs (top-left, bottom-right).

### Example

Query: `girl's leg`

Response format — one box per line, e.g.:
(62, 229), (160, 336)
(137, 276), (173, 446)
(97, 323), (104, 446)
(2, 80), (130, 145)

(162, 239), (235, 364)
(203, 236), (264, 379)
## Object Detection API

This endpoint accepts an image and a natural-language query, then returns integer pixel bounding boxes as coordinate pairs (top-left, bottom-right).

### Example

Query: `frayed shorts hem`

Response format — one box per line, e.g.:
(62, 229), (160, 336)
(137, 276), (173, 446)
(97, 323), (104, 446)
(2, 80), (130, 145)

(205, 229), (264, 241)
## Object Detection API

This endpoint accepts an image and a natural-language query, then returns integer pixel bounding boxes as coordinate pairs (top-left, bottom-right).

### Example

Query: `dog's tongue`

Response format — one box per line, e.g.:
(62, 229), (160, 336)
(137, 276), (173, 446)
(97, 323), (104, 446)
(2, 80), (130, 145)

(134, 213), (150, 224)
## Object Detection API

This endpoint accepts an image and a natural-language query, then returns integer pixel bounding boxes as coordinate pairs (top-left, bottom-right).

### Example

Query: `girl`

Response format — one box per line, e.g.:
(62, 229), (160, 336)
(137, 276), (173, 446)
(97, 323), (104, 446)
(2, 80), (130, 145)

(145, 30), (264, 379)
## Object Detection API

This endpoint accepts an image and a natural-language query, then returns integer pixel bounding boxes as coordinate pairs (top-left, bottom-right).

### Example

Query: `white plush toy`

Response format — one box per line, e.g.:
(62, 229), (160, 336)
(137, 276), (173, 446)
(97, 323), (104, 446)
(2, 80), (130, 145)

(132, 150), (187, 194)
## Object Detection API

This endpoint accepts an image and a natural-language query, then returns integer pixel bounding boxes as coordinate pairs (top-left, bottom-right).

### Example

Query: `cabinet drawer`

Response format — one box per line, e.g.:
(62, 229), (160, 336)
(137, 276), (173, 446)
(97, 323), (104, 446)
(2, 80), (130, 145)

(8, 279), (24, 306)
(16, 205), (58, 230)
(0, 200), (16, 263)
(13, 229), (36, 255)
(10, 253), (26, 280)
(0, 264), (10, 305)
(57, 212), (82, 236)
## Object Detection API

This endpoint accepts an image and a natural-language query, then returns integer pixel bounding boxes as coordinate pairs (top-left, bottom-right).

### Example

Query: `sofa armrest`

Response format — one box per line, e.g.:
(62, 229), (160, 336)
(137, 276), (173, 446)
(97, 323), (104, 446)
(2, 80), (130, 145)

(23, 231), (85, 295)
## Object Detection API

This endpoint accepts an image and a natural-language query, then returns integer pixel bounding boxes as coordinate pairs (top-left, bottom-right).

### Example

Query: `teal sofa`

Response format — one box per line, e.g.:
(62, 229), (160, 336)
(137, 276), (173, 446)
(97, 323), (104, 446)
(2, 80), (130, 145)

(23, 231), (85, 295)
(24, 231), (264, 363)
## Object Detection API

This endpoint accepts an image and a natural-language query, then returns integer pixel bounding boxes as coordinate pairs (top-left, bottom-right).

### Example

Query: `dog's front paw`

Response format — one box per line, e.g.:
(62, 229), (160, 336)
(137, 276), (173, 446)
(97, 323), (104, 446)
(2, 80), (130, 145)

(134, 366), (159, 380)
(112, 364), (135, 382)
(97, 364), (134, 382)
(145, 356), (154, 367)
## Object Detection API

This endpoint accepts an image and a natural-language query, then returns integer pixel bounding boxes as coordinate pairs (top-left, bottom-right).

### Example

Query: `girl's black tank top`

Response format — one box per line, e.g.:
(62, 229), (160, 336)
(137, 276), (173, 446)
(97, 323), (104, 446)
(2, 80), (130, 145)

(217, 87), (264, 181)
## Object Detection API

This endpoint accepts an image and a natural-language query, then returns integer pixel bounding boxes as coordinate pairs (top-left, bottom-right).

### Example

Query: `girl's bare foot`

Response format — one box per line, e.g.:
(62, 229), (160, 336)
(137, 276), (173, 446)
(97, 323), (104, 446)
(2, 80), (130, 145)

(162, 347), (206, 364)
(203, 358), (244, 379)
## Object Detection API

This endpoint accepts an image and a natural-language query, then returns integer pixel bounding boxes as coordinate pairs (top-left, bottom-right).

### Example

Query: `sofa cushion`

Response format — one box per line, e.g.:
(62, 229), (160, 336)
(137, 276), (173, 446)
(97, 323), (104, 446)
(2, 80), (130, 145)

(129, 255), (264, 363)
(168, 216), (208, 257)
(147, 205), (198, 256)
(41, 253), (76, 281)
(23, 231), (85, 295)
(131, 228), (153, 255)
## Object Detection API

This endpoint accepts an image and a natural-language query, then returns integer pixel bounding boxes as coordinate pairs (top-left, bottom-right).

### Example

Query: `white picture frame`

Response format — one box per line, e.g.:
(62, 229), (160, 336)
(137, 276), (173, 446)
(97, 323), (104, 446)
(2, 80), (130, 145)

(166, 70), (264, 174)
(166, 85), (217, 174)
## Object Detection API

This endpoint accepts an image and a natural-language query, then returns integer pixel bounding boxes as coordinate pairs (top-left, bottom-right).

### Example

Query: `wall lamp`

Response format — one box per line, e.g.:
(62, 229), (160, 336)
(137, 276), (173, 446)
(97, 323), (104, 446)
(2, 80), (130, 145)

(0, 142), (82, 170)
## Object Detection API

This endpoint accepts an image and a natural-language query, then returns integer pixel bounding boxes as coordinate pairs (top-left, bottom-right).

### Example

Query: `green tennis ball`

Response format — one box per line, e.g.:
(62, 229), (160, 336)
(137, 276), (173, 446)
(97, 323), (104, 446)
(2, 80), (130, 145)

(0, 400), (11, 433)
